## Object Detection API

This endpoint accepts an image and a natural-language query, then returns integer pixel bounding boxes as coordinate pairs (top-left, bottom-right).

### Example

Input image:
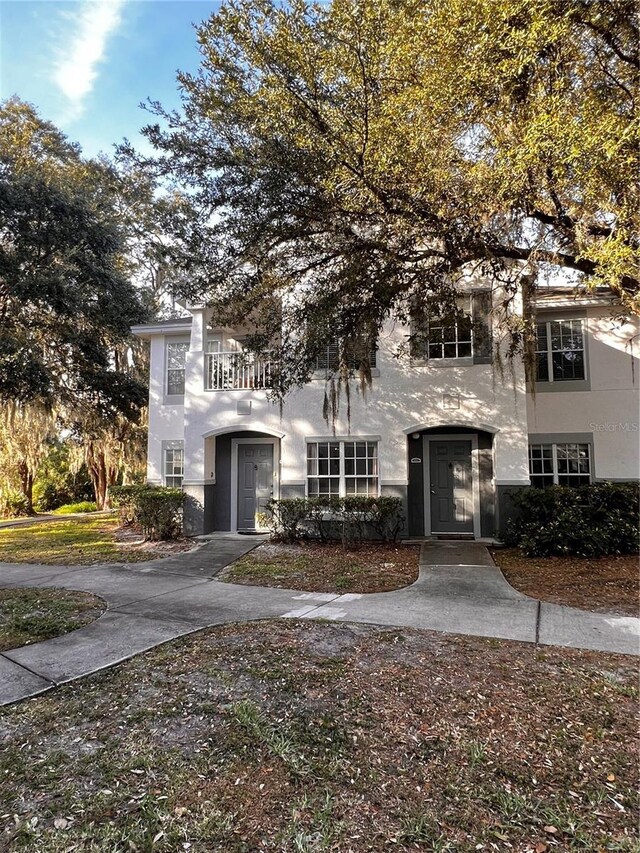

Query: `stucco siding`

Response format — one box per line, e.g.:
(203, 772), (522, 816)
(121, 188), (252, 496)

(526, 310), (639, 481)
(175, 314), (530, 490)
(137, 294), (638, 537)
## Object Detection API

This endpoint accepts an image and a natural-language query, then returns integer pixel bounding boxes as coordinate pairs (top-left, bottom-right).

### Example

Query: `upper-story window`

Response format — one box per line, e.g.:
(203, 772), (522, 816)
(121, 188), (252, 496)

(535, 319), (585, 382)
(166, 341), (189, 395)
(315, 338), (377, 373)
(424, 309), (473, 360)
(410, 292), (492, 363)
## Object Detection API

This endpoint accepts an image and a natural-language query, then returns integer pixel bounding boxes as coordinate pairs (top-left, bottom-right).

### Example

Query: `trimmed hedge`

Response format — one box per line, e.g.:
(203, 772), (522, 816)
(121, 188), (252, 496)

(506, 482), (639, 557)
(109, 485), (148, 526)
(110, 485), (186, 541)
(263, 496), (404, 544)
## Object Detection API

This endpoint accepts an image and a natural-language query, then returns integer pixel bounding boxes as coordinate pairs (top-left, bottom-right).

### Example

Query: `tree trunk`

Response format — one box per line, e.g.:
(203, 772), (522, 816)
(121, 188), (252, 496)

(88, 449), (118, 510)
(93, 453), (108, 510)
(18, 461), (35, 515)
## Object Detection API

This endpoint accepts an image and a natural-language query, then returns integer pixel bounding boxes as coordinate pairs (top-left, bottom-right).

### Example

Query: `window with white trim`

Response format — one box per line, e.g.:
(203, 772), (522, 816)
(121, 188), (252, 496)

(164, 445), (184, 488)
(307, 440), (379, 496)
(535, 319), (585, 382)
(166, 342), (189, 395)
(529, 443), (591, 487)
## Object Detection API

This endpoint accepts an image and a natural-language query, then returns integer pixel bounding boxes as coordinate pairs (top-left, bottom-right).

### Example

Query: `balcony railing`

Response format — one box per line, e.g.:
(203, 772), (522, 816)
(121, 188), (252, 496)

(205, 351), (273, 391)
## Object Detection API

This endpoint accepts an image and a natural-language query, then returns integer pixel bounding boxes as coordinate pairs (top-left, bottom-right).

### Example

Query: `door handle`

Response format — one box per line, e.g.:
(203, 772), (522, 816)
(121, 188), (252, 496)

(430, 490), (436, 495)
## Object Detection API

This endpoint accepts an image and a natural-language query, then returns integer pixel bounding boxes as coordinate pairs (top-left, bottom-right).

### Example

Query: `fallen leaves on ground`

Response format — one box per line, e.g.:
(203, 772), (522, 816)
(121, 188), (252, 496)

(0, 621), (637, 851)
(492, 549), (639, 615)
(220, 541), (420, 593)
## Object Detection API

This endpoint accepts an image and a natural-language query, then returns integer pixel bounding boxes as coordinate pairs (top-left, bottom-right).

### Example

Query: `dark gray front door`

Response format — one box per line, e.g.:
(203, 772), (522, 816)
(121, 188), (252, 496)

(429, 440), (474, 534)
(237, 444), (274, 531)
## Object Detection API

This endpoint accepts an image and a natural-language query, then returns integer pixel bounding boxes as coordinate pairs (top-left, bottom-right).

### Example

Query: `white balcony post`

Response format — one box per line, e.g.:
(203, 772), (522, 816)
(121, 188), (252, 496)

(189, 308), (205, 352)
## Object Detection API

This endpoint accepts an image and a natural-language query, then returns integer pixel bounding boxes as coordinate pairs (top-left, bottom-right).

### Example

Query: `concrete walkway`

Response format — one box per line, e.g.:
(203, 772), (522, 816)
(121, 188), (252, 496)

(0, 538), (638, 706)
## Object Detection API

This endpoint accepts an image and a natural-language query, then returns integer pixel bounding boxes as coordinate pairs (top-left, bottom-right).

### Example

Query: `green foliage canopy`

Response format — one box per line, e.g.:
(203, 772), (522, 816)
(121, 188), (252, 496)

(130, 0), (639, 394)
(0, 99), (149, 416)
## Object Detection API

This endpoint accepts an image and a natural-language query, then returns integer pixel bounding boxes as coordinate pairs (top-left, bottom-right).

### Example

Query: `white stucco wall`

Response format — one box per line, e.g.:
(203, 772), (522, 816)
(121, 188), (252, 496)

(141, 302), (639, 494)
(146, 335), (185, 484)
(526, 309), (639, 480)
(145, 302), (529, 492)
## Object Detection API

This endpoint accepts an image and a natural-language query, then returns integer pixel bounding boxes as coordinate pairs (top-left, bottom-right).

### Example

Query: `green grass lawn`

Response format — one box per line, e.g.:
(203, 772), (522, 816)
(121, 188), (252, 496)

(0, 588), (105, 651)
(0, 621), (636, 851)
(0, 516), (169, 565)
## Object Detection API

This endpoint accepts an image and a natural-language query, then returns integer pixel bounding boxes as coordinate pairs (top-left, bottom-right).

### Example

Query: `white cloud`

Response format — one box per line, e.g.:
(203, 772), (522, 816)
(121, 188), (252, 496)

(53, 0), (126, 116)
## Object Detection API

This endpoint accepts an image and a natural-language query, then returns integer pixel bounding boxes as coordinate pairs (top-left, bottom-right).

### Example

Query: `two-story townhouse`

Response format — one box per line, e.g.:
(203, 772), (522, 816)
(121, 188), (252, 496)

(132, 281), (639, 539)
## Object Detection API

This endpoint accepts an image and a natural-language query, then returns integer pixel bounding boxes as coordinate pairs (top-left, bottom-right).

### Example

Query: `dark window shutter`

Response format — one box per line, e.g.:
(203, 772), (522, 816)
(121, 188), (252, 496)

(472, 291), (493, 364)
(409, 314), (427, 359)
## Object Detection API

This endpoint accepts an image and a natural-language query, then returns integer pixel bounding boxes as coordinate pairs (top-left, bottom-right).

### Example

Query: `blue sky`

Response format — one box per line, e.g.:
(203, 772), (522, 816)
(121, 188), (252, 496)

(0, 0), (222, 157)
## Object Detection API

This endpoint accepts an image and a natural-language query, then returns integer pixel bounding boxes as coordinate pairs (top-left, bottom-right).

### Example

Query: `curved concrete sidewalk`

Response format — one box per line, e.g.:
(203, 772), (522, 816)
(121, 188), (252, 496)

(0, 538), (638, 706)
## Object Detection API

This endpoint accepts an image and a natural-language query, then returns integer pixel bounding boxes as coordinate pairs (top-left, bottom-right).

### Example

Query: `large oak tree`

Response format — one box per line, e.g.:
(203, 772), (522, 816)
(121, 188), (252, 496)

(129, 0), (639, 394)
(0, 100), (151, 509)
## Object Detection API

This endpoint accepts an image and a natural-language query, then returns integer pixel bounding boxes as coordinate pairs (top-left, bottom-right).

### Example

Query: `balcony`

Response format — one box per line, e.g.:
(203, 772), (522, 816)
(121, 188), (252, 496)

(205, 351), (273, 391)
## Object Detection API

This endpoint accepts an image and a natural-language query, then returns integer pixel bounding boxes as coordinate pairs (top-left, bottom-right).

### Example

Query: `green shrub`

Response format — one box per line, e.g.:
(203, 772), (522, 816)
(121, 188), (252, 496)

(506, 482), (639, 557)
(265, 496), (405, 543)
(368, 496), (405, 542)
(341, 496), (379, 545)
(32, 442), (94, 512)
(341, 496), (405, 544)
(51, 501), (97, 515)
(0, 491), (31, 519)
(306, 496), (343, 542)
(136, 489), (186, 540)
(110, 485), (148, 526)
(265, 498), (311, 543)
(110, 485), (186, 540)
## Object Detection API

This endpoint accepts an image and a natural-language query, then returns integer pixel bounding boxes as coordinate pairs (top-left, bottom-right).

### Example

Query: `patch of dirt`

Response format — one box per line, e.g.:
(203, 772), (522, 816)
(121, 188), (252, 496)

(220, 540), (420, 592)
(112, 525), (198, 557)
(492, 549), (639, 615)
(0, 621), (637, 852)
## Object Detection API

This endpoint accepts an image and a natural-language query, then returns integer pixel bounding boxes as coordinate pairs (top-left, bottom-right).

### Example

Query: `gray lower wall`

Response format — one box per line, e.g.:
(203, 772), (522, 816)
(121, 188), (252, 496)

(203, 484), (215, 532)
(477, 432), (495, 537)
(280, 483), (305, 499)
(209, 433), (232, 532)
(380, 483), (409, 538)
(495, 485), (529, 538)
(183, 485), (205, 536)
(188, 428), (505, 538)
(407, 435), (425, 537)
